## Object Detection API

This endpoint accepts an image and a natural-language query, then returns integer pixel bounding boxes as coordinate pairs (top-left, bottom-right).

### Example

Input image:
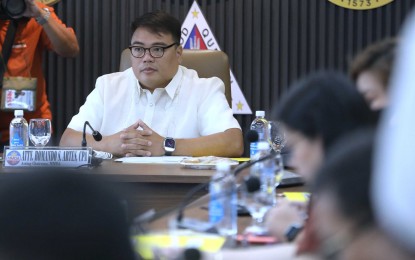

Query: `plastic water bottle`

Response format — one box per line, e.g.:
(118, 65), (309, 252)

(9, 110), (29, 147)
(209, 162), (237, 237)
(257, 142), (276, 195)
(252, 141), (276, 204)
(250, 111), (269, 160)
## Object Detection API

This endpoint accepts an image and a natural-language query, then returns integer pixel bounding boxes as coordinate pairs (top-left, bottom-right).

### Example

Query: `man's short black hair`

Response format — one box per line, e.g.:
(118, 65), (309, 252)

(131, 10), (181, 44)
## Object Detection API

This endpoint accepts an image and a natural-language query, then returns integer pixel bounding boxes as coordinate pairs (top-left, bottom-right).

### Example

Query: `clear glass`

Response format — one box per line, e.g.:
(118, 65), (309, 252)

(29, 119), (51, 147)
(274, 153), (284, 189)
(268, 121), (287, 154)
(242, 155), (276, 235)
(241, 187), (275, 235)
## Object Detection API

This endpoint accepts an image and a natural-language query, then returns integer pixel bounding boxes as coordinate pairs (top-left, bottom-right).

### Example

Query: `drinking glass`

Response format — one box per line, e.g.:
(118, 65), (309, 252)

(274, 153), (284, 189)
(241, 187), (275, 235)
(29, 119), (51, 147)
(268, 121), (287, 154)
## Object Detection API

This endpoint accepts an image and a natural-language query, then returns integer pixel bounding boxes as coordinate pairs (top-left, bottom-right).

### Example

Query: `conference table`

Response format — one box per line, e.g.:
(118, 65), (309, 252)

(0, 158), (213, 221)
(0, 157), (305, 228)
(148, 176), (305, 234)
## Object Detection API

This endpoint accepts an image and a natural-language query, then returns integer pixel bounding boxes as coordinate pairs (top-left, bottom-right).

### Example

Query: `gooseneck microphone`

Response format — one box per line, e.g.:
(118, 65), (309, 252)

(82, 121), (103, 147)
(132, 130), (274, 233)
(245, 129), (259, 143)
(175, 130), (271, 228)
(182, 248), (202, 260)
(135, 155), (274, 231)
(175, 150), (276, 229)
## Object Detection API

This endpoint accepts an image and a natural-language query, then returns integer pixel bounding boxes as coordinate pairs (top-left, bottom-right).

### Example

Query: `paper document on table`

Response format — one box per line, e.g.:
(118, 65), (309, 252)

(114, 156), (190, 164)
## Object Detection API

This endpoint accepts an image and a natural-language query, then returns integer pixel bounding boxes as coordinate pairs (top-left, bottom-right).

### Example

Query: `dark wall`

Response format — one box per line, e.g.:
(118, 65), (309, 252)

(46, 0), (415, 148)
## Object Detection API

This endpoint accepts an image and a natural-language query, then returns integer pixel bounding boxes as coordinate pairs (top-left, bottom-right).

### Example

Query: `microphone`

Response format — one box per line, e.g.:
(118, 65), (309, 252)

(182, 248), (202, 260)
(82, 121), (103, 147)
(245, 129), (259, 143)
(131, 153), (275, 234)
(175, 151), (276, 231)
(132, 130), (274, 233)
(174, 130), (274, 231)
(244, 173), (261, 193)
(81, 121), (103, 167)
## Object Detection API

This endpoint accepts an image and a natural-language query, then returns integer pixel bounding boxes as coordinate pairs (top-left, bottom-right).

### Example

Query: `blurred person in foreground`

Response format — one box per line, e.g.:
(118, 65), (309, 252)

(0, 0), (79, 146)
(60, 10), (243, 158)
(154, 72), (377, 260)
(263, 71), (377, 257)
(0, 170), (138, 259)
(373, 10), (415, 257)
(313, 130), (412, 260)
(180, 133), (383, 260)
(349, 38), (397, 111)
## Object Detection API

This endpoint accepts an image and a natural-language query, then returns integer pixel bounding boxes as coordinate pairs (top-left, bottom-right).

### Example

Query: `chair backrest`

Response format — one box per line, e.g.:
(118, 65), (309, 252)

(119, 49), (232, 107)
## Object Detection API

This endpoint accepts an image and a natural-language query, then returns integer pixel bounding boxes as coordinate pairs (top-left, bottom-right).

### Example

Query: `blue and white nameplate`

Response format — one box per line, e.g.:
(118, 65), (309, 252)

(2, 146), (92, 168)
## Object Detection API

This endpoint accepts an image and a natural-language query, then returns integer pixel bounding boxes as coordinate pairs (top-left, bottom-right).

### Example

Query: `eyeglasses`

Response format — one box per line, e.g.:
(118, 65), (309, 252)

(128, 43), (178, 58)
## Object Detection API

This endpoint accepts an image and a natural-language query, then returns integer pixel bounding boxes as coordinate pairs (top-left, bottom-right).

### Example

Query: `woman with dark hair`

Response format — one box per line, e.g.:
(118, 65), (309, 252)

(265, 71), (377, 256)
(166, 72), (378, 259)
(275, 71), (377, 181)
(313, 130), (412, 260)
(313, 130), (374, 259)
(349, 38), (397, 111)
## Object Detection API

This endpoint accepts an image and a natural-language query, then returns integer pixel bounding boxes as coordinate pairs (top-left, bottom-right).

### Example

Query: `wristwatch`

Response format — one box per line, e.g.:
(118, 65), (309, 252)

(163, 137), (176, 156)
(35, 7), (51, 26)
(285, 223), (303, 242)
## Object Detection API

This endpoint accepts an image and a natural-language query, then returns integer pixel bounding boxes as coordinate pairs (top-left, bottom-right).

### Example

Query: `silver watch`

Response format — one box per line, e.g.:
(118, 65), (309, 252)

(35, 8), (51, 26)
(163, 137), (176, 156)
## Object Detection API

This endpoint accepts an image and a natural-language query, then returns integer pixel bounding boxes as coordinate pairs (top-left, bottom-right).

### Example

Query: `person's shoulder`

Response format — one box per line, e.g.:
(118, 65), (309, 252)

(95, 68), (135, 90)
(180, 66), (224, 90)
(97, 68), (134, 81)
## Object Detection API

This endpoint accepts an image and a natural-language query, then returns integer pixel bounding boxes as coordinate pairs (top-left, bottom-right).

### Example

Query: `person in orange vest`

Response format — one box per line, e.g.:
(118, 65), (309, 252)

(0, 0), (79, 146)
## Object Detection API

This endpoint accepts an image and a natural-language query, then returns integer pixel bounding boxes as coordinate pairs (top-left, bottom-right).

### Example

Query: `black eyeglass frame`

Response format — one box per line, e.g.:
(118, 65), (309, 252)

(128, 42), (178, 58)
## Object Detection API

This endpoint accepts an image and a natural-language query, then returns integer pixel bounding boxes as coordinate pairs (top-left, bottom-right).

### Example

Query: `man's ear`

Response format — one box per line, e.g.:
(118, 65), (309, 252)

(176, 45), (183, 64)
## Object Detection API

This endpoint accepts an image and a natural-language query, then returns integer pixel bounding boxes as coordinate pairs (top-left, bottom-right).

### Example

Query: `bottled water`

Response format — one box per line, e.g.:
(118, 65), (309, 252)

(9, 110), (29, 147)
(243, 141), (276, 234)
(209, 162), (237, 237)
(251, 141), (276, 195)
(250, 111), (269, 160)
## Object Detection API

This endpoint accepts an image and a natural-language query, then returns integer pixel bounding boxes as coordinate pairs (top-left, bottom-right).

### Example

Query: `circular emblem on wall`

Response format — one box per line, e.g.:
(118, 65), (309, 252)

(6, 150), (21, 166)
(329, 0), (394, 10)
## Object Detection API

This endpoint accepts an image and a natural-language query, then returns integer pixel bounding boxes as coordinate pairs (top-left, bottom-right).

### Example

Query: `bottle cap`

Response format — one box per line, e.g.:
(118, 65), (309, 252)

(216, 161), (231, 172)
(256, 111), (265, 117)
(14, 110), (23, 117)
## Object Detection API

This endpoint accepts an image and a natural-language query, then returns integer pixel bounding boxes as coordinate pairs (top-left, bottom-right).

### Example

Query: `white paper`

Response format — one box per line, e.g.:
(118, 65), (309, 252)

(114, 156), (190, 164)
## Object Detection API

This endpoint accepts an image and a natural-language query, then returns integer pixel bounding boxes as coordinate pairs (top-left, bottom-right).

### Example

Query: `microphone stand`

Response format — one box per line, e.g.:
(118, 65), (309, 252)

(175, 152), (276, 232)
(81, 121), (103, 166)
(131, 152), (276, 234)
(82, 121), (103, 147)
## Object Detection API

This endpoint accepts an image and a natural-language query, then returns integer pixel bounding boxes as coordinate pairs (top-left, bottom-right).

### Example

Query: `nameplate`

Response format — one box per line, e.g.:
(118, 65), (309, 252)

(2, 146), (92, 168)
